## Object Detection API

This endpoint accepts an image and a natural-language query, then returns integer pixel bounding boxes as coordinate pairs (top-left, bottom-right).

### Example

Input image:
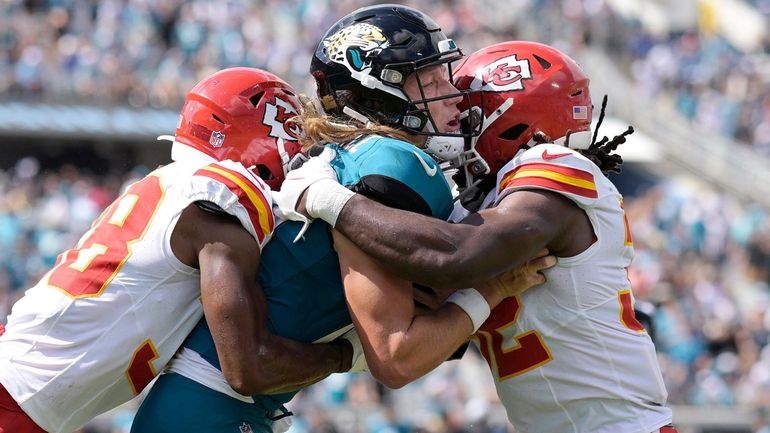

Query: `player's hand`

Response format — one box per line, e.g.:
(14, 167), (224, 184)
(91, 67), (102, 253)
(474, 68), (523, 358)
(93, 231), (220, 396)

(273, 147), (339, 223)
(337, 327), (368, 373)
(477, 249), (556, 303)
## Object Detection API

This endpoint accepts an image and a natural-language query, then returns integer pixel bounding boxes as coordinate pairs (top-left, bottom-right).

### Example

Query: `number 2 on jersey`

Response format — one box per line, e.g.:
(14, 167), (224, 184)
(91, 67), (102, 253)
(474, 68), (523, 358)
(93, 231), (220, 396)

(475, 296), (553, 380)
(477, 291), (648, 379)
(47, 175), (164, 298)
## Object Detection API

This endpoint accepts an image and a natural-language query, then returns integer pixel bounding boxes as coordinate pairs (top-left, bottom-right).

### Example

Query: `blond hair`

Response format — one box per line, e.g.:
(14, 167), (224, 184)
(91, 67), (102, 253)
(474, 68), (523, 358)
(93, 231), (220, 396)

(294, 96), (419, 150)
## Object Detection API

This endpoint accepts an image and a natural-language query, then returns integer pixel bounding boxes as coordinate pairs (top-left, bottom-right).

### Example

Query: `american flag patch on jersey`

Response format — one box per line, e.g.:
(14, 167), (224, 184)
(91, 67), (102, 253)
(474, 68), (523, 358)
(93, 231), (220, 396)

(573, 106), (588, 120)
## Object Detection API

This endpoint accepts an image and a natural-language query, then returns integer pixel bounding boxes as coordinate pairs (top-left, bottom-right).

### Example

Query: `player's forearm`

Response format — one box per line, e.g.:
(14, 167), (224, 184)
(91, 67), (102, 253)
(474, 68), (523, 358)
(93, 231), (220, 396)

(335, 195), (539, 289)
(366, 307), (473, 388)
(226, 336), (350, 395)
(369, 285), (515, 388)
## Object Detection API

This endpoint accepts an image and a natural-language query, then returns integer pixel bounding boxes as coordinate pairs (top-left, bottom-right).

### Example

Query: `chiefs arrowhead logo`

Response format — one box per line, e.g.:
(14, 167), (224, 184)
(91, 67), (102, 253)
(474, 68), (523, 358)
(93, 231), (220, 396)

(476, 54), (532, 91)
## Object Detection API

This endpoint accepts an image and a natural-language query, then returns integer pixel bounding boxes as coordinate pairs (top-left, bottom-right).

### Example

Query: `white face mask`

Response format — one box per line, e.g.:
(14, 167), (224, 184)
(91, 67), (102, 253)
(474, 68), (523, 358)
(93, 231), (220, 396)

(424, 135), (465, 161)
(422, 105), (483, 161)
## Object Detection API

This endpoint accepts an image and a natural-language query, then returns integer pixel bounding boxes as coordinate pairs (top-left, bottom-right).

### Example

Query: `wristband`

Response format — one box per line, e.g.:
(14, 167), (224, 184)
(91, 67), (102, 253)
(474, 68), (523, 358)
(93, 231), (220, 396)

(305, 179), (355, 227)
(446, 288), (491, 333)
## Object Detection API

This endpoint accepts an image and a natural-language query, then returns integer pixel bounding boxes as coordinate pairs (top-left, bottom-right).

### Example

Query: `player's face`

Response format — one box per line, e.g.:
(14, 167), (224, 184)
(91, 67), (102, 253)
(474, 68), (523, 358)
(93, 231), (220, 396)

(403, 64), (462, 135)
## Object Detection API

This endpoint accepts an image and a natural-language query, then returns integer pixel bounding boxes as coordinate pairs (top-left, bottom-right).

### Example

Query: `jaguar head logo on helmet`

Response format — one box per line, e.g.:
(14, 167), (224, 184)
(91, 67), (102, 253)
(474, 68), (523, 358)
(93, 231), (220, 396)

(323, 23), (391, 74)
(310, 4), (478, 159)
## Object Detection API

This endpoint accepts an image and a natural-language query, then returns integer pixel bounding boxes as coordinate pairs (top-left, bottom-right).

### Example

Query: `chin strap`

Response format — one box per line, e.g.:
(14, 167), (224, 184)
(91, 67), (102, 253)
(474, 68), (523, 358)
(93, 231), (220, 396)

(342, 106), (374, 127)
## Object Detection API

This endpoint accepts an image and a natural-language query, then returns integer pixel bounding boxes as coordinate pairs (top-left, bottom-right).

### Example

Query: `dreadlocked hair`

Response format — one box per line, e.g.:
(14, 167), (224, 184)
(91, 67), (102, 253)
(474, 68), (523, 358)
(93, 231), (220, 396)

(294, 95), (417, 151)
(582, 126), (633, 174)
(580, 94), (633, 175)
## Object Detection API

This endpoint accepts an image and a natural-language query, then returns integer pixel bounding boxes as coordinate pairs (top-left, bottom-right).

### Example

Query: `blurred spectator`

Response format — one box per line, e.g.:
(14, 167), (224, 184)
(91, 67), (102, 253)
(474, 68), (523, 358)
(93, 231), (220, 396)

(2, 0), (768, 148)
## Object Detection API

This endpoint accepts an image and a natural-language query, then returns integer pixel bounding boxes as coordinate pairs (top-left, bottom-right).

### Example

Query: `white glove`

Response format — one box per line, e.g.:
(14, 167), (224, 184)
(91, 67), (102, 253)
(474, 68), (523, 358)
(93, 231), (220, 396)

(273, 147), (354, 242)
(338, 327), (369, 373)
(273, 147), (338, 224)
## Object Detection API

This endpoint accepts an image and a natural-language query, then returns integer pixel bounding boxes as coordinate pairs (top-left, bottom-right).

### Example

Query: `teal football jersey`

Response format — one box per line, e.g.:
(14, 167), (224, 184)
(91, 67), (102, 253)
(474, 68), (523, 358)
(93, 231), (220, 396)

(180, 135), (453, 414)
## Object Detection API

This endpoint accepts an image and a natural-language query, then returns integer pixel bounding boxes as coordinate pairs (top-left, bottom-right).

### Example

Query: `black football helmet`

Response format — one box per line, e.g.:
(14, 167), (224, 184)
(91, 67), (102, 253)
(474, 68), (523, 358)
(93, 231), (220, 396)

(309, 4), (468, 139)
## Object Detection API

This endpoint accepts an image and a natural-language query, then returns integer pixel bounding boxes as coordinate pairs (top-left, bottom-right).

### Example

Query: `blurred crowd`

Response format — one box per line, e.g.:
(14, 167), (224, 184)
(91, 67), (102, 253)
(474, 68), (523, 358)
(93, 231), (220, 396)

(626, 178), (770, 409)
(2, 0), (770, 151)
(2, 0), (770, 432)
(2, 0), (489, 106)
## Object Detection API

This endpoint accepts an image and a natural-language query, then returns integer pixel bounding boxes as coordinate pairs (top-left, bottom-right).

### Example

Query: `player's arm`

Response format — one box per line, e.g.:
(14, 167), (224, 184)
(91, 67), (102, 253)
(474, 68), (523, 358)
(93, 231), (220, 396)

(331, 188), (585, 290)
(172, 204), (351, 396)
(333, 229), (553, 388)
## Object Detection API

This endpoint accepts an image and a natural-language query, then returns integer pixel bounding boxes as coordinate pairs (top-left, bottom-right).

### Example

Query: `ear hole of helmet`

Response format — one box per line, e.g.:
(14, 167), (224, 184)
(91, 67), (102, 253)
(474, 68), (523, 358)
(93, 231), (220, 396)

(500, 123), (528, 141)
(533, 54), (551, 70)
(249, 92), (264, 107)
(390, 33), (413, 46)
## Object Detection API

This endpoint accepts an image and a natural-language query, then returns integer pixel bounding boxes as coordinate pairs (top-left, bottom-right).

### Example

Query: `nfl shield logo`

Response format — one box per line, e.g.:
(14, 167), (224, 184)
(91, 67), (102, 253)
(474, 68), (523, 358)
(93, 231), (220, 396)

(239, 422), (253, 433)
(210, 131), (225, 148)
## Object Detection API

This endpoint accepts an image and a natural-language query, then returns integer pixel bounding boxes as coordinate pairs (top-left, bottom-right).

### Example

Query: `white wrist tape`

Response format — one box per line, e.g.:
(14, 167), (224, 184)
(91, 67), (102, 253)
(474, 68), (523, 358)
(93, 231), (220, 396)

(446, 288), (491, 333)
(305, 179), (355, 227)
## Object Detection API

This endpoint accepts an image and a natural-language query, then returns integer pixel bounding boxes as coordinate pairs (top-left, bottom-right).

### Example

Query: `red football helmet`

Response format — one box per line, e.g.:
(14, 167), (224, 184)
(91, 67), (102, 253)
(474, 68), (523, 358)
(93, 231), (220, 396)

(173, 67), (303, 190)
(453, 41), (593, 185)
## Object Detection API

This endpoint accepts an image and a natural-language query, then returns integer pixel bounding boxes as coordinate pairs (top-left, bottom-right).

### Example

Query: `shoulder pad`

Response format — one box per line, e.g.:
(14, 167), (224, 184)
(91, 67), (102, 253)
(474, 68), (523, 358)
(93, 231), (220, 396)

(330, 138), (453, 219)
(187, 160), (275, 247)
(495, 144), (601, 206)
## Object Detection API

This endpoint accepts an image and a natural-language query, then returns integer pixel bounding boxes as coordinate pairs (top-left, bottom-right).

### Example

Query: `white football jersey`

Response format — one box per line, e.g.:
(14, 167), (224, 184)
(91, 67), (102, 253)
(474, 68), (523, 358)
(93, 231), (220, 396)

(0, 159), (274, 433)
(472, 144), (671, 433)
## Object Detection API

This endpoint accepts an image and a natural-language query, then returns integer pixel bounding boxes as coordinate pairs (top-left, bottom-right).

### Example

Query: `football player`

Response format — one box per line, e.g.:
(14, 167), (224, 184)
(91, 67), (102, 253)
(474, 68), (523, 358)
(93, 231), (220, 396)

(130, 7), (554, 433)
(0, 68), (357, 433)
(280, 41), (678, 433)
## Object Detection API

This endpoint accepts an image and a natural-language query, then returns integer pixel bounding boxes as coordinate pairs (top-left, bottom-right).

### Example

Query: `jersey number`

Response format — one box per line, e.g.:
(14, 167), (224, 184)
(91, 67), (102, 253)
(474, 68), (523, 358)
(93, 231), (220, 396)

(618, 289), (646, 332)
(47, 175), (163, 298)
(620, 197), (633, 246)
(477, 290), (647, 379)
(45, 176), (164, 395)
(127, 339), (160, 395)
(475, 296), (553, 380)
